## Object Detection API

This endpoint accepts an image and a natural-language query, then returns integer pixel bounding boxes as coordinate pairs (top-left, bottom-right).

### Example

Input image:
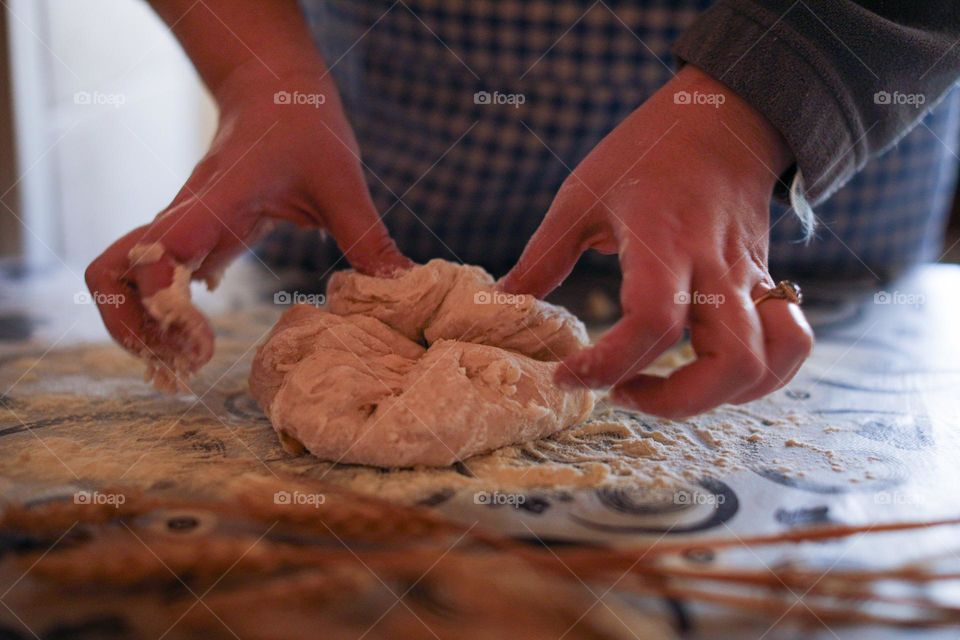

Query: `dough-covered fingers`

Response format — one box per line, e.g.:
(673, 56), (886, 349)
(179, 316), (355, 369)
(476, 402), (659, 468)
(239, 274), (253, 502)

(85, 225), (155, 353)
(610, 284), (765, 419)
(86, 202), (229, 389)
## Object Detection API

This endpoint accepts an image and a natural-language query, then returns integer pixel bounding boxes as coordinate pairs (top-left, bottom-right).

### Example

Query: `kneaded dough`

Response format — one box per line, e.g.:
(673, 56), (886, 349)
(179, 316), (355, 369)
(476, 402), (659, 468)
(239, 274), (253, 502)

(250, 259), (595, 468)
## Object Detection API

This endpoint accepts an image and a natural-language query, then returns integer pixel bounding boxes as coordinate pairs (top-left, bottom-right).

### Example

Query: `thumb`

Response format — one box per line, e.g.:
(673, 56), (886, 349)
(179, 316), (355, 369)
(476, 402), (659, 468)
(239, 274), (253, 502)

(500, 207), (592, 299)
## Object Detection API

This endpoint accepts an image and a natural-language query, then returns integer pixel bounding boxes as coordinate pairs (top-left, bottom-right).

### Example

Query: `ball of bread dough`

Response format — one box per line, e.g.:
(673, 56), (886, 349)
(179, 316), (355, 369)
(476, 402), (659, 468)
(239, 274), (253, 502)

(250, 260), (594, 467)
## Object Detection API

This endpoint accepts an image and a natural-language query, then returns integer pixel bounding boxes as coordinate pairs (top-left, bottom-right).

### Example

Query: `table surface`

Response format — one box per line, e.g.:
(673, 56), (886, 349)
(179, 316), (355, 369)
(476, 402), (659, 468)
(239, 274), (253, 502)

(0, 261), (957, 639)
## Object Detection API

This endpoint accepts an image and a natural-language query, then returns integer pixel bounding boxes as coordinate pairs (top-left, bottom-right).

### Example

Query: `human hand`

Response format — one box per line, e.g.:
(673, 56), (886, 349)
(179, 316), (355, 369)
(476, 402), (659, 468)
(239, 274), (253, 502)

(501, 65), (813, 418)
(85, 64), (410, 390)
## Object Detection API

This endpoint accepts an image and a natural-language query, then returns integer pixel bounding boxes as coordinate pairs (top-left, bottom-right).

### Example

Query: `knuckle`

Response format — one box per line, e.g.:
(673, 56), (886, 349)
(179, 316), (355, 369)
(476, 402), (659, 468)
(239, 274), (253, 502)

(695, 253), (729, 277)
(729, 347), (767, 385)
(641, 317), (685, 349)
(788, 323), (815, 359)
(637, 306), (684, 339)
(555, 176), (593, 204)
(84, 262), (98, 290)
(366, 229), (397, 256)
(84, 259), (105, 292)
(370, 232), (400, 260)
(351, 232), (406, 276)
(659, 323), (685, 347)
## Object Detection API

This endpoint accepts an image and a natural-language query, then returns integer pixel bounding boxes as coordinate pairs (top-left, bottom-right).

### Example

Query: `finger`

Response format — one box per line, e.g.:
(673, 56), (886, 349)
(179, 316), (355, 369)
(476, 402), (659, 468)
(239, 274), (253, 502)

(88, 233), (214, 375)
(499, 221), (583, 299)
(610, 281), (766, 419)
(555, 249), (689, 389)
(729, 291), (813, 404)
(128, 202), (223, 296)
(166, 177), (287, 287)
(88, 201), (223, 372)
(324, 207), (412, 277)
(85, 225), (154, 352)
(310, 173), (412, 276)
(193, 218), (276, 288)
(500, 194), (605, 298)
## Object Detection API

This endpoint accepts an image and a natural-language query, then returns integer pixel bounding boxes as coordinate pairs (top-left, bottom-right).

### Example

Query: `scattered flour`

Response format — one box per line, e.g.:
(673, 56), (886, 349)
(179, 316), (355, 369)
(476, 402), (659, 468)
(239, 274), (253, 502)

(0, 309), (879, 505)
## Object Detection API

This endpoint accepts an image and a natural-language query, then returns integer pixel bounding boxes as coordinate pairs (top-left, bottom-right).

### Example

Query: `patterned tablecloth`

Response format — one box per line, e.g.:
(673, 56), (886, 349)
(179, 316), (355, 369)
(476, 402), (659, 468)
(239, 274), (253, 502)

(0, 262), (957, 639)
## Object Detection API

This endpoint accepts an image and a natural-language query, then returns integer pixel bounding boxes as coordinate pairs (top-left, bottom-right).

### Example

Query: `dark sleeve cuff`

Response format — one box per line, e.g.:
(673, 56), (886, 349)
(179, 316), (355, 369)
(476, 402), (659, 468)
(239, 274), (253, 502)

(672, 1), (866, 206)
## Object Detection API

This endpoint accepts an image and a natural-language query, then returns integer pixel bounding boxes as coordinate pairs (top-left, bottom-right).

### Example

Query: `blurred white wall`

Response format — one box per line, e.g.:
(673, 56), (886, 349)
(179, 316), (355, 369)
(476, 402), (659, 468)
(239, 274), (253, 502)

(8, 0), (216, 269)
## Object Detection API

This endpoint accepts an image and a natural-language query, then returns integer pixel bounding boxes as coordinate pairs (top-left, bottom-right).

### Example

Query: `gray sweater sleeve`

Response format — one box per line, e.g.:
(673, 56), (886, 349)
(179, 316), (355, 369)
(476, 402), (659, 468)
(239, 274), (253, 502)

(672, 1), (960, 206)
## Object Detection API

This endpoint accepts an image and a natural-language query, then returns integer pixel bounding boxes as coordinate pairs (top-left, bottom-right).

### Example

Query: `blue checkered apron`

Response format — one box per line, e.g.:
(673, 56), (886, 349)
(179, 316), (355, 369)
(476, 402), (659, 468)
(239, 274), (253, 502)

(256, 0), (960, 280)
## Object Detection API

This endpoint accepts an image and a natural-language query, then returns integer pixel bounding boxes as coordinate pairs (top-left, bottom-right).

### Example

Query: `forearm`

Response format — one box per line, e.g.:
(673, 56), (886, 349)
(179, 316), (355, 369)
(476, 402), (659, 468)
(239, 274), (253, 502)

(146, 0), (325, 99)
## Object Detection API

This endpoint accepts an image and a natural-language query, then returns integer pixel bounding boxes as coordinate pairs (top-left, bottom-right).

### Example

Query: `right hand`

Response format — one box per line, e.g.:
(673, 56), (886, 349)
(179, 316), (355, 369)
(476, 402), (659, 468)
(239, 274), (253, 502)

(85, 64), (410, 387)
(501, 66), (812, 419)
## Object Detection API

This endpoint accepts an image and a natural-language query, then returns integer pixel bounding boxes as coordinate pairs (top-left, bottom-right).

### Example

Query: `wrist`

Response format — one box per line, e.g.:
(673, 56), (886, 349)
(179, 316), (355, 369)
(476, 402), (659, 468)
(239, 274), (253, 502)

(667, 65), (793, 190)
(212, 58), (329, 112)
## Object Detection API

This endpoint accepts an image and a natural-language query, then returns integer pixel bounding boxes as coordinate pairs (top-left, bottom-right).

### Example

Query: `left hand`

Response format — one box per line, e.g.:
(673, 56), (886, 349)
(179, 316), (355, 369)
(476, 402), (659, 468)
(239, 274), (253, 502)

(501, 65), (813, 419)
(85, 65), (410, 388)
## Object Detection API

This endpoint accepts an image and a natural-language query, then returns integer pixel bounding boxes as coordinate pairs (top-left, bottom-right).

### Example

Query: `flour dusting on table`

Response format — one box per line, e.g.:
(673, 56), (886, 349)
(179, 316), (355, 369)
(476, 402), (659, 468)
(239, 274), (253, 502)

(0, 317), (881, 505)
